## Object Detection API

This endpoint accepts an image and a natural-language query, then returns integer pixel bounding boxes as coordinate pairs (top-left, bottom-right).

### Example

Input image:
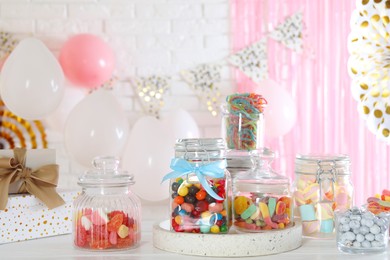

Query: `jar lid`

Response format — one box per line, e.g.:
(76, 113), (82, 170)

(78, 156), (135, 187)
(175, 138), (226, 152)
(226, 148), (276, 169)
(295, 154), (351, 175)
(234, 148), (289, 184)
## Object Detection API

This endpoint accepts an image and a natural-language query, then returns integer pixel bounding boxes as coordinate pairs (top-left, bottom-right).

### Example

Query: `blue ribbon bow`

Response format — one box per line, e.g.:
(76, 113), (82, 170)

(162, 158), (227, 201)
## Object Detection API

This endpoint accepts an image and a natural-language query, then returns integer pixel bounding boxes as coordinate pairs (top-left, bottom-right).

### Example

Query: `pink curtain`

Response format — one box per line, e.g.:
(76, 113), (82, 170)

(230, 0), (390, 205)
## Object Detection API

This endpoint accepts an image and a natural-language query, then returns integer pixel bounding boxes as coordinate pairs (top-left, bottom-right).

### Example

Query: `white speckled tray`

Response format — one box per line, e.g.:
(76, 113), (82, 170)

(153, 220), (302, 257)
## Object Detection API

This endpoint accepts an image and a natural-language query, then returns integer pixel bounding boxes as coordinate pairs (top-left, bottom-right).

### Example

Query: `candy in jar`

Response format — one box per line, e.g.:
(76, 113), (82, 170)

(73, 157), (141, 250)
(293, 154), (353, 238)
(336, 207), (389, 254)
(163, 138), (231, 234)
(221, 93), (267, 150)
(233, 149), (293, 232)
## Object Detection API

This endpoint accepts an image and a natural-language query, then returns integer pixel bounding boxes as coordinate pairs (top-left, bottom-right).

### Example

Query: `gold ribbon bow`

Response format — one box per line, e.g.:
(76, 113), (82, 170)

(0, 148), (65, 210)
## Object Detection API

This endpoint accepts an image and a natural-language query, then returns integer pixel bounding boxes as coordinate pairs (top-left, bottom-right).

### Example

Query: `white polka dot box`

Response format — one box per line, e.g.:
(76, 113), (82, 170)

(0, 190), (79, 244)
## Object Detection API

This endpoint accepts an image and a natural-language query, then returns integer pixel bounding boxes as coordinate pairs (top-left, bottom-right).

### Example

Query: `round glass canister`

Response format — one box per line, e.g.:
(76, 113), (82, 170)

(294, 154), (353, 238)
(233, 148), (293, 232)
(335, 207), (389, 254)
(167, 138), (231, 234)
(73, 157), (141, 250)
(221, 93), (267, 150)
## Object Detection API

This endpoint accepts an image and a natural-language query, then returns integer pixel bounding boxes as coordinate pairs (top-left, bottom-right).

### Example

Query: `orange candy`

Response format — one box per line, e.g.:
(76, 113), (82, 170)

(275, 201), (286, 215)
(195, 190), (207, 200)
(174, 196), (184, 204)
(107, 213), (124, 232)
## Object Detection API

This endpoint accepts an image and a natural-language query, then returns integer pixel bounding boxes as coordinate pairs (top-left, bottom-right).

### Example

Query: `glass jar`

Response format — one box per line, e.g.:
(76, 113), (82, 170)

(336, 207), (389, 254)
(221, 93), (267, 150)
(293, 154), (353, 238)
(225, 149), (253, 178)
(164, 138), (231, 234)
(233, 148), (293, 232)
(73, 157), (141, 250)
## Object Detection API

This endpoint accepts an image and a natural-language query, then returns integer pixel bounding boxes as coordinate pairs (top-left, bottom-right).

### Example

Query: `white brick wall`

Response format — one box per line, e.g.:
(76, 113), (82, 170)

(0, 0), (234, 190)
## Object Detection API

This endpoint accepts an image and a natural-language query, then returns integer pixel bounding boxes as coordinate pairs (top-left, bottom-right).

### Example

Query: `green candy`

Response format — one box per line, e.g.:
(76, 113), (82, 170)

(268, 198), (277, 217)
(241, 204), (257, 220)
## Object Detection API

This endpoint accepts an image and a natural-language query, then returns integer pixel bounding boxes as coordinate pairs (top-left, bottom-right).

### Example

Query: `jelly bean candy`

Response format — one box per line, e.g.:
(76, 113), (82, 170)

(174, 195), (184, 204)
(195, 190), (207, 200)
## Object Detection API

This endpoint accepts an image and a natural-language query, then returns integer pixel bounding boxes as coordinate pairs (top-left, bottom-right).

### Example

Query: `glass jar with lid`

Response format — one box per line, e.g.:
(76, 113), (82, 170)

(163, 138), (231, 234)
(221, 93), (267, 150)
(293, 154), (353, 238)
(73, 156), (141, 250)
(233, 148), (293, 232)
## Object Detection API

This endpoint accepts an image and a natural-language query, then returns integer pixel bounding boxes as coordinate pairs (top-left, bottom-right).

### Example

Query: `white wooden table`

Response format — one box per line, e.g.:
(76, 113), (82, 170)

(1, 204), (389, 260)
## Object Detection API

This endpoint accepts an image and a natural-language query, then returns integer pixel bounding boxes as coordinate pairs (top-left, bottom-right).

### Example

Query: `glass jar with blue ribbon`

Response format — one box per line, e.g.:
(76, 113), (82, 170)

(162, 138), (231, 234)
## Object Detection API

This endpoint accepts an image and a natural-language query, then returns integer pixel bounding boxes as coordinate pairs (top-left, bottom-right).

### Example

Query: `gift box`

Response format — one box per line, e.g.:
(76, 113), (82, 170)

(0, 190), (79, 244)
(0, 148), (65, 210)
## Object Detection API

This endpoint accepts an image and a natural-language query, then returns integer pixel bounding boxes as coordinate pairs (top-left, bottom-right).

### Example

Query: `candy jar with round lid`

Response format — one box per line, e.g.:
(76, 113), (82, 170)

(163, 138), (231, 234)
(293, 154), (353, 238)
(221, 93), (267, 150)
(73, 156), (141, 250)
(233, 148), (293, 232)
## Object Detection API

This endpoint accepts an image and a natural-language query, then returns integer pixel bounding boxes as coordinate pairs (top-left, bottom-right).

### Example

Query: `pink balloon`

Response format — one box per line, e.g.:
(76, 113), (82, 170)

(59, 34), (115, 88)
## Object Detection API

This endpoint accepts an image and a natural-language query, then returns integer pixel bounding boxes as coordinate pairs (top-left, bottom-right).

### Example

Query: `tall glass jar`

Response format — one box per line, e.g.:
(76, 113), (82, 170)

(73, 157), (141, 250)
(166, 138), (231, 234)
(233, 149), (293, 232)
(293, 154), (353, 238)
(221, 93), (267, 150)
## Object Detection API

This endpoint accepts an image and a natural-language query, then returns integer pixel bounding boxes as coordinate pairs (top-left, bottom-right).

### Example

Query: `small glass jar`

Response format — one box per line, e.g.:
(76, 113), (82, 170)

(293, 154), (353, 238)
(233, 149), (293, 232)
(73, 157), (141, 250)
(167, 138), (231, 234)
(221, 93), (267, 150)
(336, 207), (389, 254)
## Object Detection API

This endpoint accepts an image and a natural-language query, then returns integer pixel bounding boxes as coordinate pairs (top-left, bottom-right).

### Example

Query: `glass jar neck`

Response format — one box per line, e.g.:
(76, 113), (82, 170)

(81, 185), (132, 196)
(174, 138), (226, 162)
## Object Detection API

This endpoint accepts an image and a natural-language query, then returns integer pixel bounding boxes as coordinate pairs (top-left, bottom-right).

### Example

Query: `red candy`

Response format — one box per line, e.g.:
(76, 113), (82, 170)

(74, 209), (139, 250)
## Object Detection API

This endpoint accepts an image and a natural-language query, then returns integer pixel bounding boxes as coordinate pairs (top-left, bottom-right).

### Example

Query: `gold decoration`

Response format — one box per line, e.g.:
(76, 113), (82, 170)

(181, 63), (222, 116)
(132, 75), (170, 119)
(0, 100), (47, 149)
(348, 0), (390, 142)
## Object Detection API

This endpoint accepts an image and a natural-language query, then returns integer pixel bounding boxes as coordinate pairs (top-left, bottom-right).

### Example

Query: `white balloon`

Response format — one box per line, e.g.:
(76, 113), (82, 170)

(45, 85), (86, 132)
(257, 79), (297, 138)
(0, 38), (64, 120)
(123, 116), (171, 202)
(122, 109), (200, 201)
(64, 89), (129, 167)
(162, 109), (200, 140)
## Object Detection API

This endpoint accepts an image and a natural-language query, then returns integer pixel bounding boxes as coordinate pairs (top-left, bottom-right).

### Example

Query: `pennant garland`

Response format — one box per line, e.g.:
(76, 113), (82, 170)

(228, 39), (268, 83)
(130, 12), (303, 117)
(131, 75), (170, 119)
(0, 31), (18, 60)
(181, 63), (222, 116)
(269, 11), (303, 53)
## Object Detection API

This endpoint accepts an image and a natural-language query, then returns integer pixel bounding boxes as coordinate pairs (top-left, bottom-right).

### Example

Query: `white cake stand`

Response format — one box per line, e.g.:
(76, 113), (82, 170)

(153, 220), (302, 257)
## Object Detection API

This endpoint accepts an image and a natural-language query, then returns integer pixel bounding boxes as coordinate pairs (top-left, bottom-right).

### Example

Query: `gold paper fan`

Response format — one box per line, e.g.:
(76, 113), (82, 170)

(348, 0), (390, 142)
(0, 100), (47, 149)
